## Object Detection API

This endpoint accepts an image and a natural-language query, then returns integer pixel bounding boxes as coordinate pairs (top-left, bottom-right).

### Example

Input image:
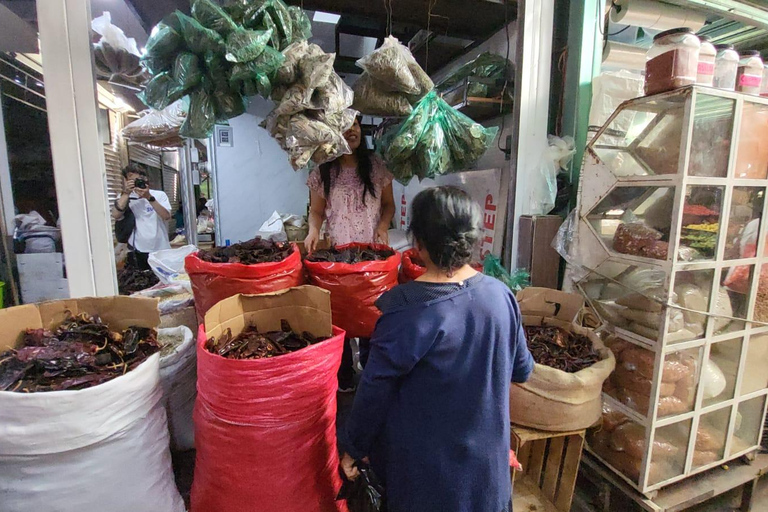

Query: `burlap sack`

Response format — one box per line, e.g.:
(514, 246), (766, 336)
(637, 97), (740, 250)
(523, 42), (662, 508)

(510, 288), (616, 431)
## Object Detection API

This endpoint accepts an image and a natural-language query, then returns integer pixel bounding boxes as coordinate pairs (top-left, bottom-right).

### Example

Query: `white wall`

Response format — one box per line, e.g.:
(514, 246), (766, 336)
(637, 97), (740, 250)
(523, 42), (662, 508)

(213, 97), (309, 245)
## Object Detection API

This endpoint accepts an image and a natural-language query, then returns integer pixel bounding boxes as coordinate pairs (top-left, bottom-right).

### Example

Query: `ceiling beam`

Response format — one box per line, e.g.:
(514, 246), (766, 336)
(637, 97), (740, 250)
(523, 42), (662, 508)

(664, 0), (768, 29)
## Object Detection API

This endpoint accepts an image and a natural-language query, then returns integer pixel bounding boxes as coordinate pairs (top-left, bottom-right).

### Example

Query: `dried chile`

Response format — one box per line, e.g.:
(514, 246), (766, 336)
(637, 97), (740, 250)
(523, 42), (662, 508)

(524, 326), (600, 373)
(205, 319), (327, 359)
(197, 237), (294, 264)
(117, 266), (160, 295)
(306, 246), (395, 264)
(0, 313), (160, 392)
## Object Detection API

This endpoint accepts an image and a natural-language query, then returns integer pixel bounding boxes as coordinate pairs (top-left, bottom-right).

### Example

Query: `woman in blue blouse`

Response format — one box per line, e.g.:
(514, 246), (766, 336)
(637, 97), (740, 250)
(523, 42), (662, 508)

(340, 186), (534, 512)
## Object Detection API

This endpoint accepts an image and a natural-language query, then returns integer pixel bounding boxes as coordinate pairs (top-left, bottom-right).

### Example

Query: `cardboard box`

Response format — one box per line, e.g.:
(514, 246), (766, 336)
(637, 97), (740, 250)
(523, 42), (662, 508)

(204, 285), (333, 340)
(516, 286), (585, 327)
(0, 296), (161, 351)
(517, 215), (563, 289)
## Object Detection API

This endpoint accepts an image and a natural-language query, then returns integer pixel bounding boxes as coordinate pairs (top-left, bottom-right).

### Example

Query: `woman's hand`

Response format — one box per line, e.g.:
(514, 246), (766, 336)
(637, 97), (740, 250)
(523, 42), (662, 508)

(375, 225), (389, 246)
(304, 228), (320, 254)
(340, 453), (360, 481)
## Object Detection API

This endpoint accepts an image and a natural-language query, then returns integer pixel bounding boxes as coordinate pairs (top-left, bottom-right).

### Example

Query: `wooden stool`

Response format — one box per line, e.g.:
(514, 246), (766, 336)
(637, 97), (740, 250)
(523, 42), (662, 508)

(511, 425), (586, 512)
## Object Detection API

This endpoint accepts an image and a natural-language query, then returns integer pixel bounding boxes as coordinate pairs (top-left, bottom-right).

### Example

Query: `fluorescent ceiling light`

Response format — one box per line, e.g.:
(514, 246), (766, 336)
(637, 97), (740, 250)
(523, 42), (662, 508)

(313, 11), (341, 24)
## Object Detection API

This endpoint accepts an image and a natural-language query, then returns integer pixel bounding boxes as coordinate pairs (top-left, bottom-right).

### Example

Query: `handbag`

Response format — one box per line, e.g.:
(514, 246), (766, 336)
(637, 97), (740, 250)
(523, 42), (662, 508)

(115, 200), (136, 244)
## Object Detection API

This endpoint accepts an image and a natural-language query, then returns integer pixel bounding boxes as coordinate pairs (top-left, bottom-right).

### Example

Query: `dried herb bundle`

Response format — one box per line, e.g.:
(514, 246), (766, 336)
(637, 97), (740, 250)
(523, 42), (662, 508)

(306, 246), (395, 264)
(205, 319), (327, 359)
(524, 326), (600, 373)
(0, 313), (159, 392)
(118, 266), (160, 295)
(198, 237), (294, 264)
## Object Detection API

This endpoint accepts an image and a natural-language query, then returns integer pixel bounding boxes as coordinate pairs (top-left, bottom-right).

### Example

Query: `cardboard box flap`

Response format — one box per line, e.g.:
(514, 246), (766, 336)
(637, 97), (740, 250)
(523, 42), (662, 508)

(516, 287), (584, 324)
(0, 296), (161, 352)
(204, 286), (333, 340)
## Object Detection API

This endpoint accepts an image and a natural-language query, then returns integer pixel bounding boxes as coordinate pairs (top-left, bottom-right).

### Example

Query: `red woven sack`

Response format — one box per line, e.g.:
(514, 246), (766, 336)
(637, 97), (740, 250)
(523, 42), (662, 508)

(304, 243), (401, 338)
(185, 245), (305, 323)
(399, 248), (426, 284)
(191, 325), (348, 512)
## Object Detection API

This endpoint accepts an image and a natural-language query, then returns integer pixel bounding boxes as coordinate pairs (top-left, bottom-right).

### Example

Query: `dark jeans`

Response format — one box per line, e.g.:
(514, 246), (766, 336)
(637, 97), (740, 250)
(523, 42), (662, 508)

(338, 337), (371, 383)
(129, 250), (151, 270)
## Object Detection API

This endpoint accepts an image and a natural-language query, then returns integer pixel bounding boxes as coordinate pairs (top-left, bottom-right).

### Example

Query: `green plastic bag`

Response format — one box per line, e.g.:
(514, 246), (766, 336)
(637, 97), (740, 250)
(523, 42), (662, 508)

(225, 28), (272, 63)
(178, 12), (224, 55)
(142, 22), (181, 74)
(138, 72), (184, 110)
(243, 0), (293, 50)
(288, 6), (312, 43)
(192, 0), (238, 35)
(180, 89), (217, 139)
(171, 52), (203, 96)
(230, 61), (273, 98)
(436, 52), (510, 97)
(483, 255), (529, 293)
(212, 87), (246, 121)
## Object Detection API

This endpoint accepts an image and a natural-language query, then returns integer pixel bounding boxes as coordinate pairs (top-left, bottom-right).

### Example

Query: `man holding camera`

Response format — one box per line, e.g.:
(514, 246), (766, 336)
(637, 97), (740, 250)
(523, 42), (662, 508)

(112, 164), (172, 269)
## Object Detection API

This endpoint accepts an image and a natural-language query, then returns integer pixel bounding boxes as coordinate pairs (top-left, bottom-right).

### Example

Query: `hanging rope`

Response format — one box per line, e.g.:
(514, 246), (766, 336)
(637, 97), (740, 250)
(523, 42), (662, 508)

(425, 0), (438, 74)
(384, 0), (393, 37)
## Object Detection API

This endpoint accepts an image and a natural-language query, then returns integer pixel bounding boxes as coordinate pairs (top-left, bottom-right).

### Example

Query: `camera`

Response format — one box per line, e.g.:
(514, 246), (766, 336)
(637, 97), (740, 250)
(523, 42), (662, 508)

(134, 178), (148, 189)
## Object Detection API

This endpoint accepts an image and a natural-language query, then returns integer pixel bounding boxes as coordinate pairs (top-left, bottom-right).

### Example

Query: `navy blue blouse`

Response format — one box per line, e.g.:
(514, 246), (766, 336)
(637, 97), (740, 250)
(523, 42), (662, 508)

(342, 274), (534, 512)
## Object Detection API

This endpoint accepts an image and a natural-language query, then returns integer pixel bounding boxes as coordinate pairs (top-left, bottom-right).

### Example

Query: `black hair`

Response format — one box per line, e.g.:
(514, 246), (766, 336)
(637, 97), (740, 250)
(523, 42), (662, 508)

(408, 186), (483, 273)
(318, 123), (376, 204)
(121, 163), (148, 179)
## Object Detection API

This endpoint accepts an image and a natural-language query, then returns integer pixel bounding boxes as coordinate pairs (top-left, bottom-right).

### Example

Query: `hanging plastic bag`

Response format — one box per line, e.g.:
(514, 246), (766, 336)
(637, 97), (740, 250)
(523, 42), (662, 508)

(178, 11), (225, 55)
(225, 27), (272, 63)
(171, 52), (203, 96)
(436, 52), (510, 97)
(123, 100), (188, 147)
(356, 36), (420, 95)
(139, 72), (184, 110)
(288, 5), (313, 43)
(180, 88), (217, 139)
(311, 73), (355, 113)
(184, 245), (305, 323)
(148, 244), (197, 288)
(304, 243), (401, 338)
(336, 463), (386, 512)
(242, 0), (294, 50)
(352, 72), (413, 117)
(158, 326), (197, 451)
(191, 0), (238, 35)
(92, 12), (145, 86)
(191, 300), (346, 512)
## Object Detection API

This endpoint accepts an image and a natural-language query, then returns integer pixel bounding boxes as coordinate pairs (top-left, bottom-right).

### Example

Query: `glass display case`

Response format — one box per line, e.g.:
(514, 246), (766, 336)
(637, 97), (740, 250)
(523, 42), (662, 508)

(576, 86), (768, 495)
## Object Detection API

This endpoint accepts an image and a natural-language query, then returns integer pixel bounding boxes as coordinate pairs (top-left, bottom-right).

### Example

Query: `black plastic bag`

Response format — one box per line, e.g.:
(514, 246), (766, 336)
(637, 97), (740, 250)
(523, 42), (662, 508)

(336, 464), (386, 512)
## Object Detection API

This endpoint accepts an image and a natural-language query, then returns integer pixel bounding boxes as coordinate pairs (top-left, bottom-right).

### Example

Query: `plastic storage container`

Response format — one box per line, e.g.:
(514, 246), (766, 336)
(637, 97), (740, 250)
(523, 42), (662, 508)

(645, 28), (701, 96)
(696, 36), (716, 87)
(736, 51), (764, 96)
(761, 65), (768, 97)
(713, 44), (739, 91)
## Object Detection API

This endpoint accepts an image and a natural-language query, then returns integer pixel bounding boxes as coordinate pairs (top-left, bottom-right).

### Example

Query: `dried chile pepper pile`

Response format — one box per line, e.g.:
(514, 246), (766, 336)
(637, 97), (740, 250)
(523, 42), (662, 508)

(0, 313), (159, 392)
(118, 266), (160, 295)
(198, 237), (294, 264)
(306, 246), (395, 263)
(524, 326), (600, 373)
(205, 319), (328, 359)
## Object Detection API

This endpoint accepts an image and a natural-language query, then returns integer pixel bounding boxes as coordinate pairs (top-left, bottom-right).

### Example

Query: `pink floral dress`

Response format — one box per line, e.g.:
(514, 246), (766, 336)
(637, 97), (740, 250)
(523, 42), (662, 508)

(307, 157), (394, 246)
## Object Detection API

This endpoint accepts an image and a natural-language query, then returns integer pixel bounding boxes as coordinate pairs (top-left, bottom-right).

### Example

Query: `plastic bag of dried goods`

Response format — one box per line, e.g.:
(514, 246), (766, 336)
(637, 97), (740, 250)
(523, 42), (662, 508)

(122, 100), (188, 147)
(276, 40), (311, 85)
(180, 89), (217, 139)
(288, 5), (312, 43)
(191, 0), (238, 35)
(482, 254), (529, 292)
(317, 108), (358, 134)
(92, 12), (145, 86)
(211, 86), (246, 121)
(352, 72), (413, 117)
(170, 52), (203, 96)
(242, 0), (294, 50)
(158, 326), (197, 451)
(138, 72), (185, 110)
(310, 73), (354, 113)
(225, 27), (272, 63)
(304, 243), (401, 338)
(178, 12), (225, 55)
(142, 22), (182, 74)
(356, 36), (420, 95)
(438, 97), (498, 169)
(299, 50), (335, 91)
(436, 52), (510, 96)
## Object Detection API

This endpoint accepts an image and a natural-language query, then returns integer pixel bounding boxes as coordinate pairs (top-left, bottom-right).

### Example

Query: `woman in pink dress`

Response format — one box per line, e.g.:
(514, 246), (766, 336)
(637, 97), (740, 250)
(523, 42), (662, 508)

(305, 117), (395, 392)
